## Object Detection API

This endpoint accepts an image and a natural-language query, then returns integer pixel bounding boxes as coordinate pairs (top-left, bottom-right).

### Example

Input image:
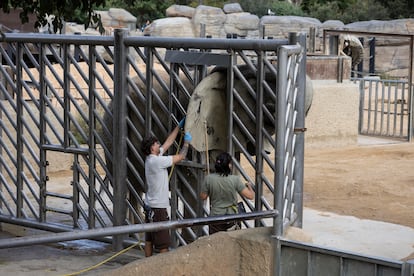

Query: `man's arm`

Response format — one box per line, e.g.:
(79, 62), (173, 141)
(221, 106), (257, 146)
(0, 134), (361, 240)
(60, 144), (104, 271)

(171, 132), (192, 165)
(162, 126), (180, 152)
(172, 142), (189, 164)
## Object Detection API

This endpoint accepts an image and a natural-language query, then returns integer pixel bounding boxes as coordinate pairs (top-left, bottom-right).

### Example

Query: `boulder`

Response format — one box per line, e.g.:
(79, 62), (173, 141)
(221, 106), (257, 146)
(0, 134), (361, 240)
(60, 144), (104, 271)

(321, 20), (345, 29)
(223, 3), (244, 14)
(108, 8), (137, 31)
(192, 5), (227, 38)
(144, 17), (195, 38)
(260, 15), (321, 38)
(224, 12), (260, 37)
(166, 4), (195, 18)
(346, 19), (414, 35)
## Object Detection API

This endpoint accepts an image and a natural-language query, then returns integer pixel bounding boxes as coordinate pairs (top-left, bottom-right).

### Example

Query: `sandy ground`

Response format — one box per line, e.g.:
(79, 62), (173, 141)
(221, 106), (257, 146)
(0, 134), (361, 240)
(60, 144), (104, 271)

(304, 137), (414, 230)
(0, 137), (414, 275)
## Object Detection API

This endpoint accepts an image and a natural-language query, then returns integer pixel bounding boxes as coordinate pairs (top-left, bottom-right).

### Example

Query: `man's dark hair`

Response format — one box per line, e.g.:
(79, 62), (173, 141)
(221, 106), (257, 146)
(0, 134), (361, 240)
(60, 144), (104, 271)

(214, 152), (232, 176)
(141, 135), (158, 156)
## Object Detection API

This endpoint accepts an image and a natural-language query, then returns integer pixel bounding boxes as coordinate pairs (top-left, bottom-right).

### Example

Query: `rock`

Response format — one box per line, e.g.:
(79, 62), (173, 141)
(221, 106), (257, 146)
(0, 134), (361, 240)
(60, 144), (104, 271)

(166, 4), (195, 18)
(108, 8), (137, 31)
(321, 20), (345, 29)
(223, 3), (244, 14)
(260, 15), (321, 38)
(224, 12), (260, 37)
(346, 19), (414, 35)
(192, 5), (227, 38)
(145, 17), (195, 38)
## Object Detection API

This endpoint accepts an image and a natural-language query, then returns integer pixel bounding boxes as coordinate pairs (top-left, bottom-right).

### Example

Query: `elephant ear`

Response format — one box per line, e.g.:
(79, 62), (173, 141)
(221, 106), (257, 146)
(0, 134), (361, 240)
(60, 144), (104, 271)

(185, 71), (227, 152)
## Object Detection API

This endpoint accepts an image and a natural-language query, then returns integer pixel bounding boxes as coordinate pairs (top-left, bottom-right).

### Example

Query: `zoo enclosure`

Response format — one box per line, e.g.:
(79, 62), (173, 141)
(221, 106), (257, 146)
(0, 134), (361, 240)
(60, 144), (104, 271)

(323, 29), (414, 141)
(1, 29), (413, 276)
(0, 30), (306, 250)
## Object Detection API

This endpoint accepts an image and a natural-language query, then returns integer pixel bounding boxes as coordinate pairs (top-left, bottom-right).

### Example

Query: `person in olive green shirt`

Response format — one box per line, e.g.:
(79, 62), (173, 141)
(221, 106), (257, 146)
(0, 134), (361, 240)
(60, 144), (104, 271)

(200, 152), (254, 234)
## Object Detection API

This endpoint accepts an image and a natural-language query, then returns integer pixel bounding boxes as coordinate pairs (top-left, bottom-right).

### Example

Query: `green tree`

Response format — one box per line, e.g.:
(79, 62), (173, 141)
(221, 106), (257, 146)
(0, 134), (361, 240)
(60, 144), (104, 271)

(376, 0), (414, 19)
(303, 0), (389, 23)
(0, 0), (106, 33)
(271, 1), (305, 16)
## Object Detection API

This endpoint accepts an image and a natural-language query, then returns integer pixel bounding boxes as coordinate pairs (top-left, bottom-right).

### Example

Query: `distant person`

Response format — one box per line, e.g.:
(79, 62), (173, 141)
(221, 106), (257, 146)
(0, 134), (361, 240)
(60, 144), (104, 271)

(141, 20), (150, 32)
(200, 152), (254, 234)
(140, 117), (192, 257)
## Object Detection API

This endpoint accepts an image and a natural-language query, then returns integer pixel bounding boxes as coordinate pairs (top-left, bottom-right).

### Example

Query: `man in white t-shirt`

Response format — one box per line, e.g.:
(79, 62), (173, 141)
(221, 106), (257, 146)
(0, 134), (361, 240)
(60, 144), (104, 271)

(140, 118), (191, 257)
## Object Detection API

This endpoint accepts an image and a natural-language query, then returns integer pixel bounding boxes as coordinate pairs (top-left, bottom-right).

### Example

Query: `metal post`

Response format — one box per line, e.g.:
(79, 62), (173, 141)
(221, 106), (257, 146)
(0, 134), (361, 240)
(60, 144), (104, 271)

(409, 36), (414, 141)
(290, 33), (306, 229)
(16, 43), (23, 218)
(88, 43), (97, 228)
(369, 37), (376, 74)
(112, 28), (129, 250)
(255, 51), (264, 225)
(39, 43), (47, 223)
(226, 51), (235, 152)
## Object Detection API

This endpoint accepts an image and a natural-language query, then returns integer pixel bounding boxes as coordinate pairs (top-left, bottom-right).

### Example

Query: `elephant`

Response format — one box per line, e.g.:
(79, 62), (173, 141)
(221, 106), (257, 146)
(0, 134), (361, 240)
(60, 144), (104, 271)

(100, 62), (314, 237)
(339, 34), (364, 67)
(186, 65), (313, 157)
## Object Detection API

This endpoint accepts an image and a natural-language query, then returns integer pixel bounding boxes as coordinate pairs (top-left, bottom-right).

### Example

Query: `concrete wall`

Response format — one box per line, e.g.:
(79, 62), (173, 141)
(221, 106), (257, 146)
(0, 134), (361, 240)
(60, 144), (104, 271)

(305, 80), (359, 149)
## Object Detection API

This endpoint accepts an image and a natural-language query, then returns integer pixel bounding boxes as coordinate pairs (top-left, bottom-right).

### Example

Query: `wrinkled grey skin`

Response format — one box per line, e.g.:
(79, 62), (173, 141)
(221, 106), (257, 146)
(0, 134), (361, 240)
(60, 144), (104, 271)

(101, 64), (313, 228)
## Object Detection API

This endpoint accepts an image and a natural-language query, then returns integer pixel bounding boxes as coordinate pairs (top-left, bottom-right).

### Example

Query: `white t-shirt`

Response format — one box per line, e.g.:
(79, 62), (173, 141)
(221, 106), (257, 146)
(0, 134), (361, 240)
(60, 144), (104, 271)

(144, 147), (173, 208)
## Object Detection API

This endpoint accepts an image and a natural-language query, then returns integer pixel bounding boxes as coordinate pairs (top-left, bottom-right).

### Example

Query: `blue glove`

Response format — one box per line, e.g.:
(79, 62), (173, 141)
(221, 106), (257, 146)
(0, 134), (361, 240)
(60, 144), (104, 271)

(178, 117), (186, 129)
(184, 132), (192, 143)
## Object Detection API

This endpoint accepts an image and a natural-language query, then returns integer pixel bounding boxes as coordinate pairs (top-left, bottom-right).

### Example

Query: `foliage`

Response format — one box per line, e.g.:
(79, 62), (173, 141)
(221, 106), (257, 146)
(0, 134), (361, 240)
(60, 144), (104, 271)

(0, 0), (106, 33)
(304, 0), (389, 23)
(105, 0), (174, 26)
(271, 1), (305, 16)
(376, 0), (414, 19)
(238, 0), (274, 17)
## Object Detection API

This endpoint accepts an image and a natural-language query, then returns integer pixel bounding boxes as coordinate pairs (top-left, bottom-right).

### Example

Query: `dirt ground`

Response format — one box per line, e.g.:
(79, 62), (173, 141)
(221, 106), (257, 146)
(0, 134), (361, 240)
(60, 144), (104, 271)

(303, 140), (414, 230)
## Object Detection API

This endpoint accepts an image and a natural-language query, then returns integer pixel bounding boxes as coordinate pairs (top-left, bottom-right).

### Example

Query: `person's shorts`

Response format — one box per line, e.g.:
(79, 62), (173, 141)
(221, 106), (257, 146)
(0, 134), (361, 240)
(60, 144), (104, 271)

(145, 207), (171, 250)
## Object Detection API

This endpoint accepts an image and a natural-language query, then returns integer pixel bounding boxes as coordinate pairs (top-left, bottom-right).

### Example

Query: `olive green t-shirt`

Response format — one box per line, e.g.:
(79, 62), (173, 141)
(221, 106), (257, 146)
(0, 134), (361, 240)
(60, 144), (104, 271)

(201, 173), (245, 216)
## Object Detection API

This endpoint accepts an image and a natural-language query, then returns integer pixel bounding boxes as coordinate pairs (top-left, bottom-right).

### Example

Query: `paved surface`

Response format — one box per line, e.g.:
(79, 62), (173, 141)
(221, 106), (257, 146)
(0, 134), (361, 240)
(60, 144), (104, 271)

(1, 208), (413, 276)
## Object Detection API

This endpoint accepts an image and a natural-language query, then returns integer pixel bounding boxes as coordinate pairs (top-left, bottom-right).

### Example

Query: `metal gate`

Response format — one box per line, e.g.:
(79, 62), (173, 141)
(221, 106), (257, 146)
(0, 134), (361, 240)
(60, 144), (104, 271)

(356, 77), (412, 141)
(0, 30), (306, 249)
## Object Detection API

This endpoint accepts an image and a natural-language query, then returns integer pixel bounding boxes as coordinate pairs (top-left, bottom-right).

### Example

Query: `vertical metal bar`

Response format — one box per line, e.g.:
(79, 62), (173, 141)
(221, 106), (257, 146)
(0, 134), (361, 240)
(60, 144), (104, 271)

(255, 50), (264, 225)
(409, 36), (414, 141)
(63, 44), (70, 148)
(380, 80), (385, 135)
(369, 38), (376, 74)
(16, 43), (23, 218)
(88, 44), (97, 228)
(386, 83), (391, 135)
(367, 81), (373, 134)
(145, 47), (153, 134)
(169, 62), (178, 248)
(72, 155), (80, 227)
(400, 82), (406, 138)
(227, 51), (235, 153)
(292, 33), (306, 228)
(112, 28), (128, 250)
(374, 80), (379, 134)
(393, 84), (398, 135)
(39, 43), (47, 222)
(358, 80), (365, 134)
(274, 45), (289, 276)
